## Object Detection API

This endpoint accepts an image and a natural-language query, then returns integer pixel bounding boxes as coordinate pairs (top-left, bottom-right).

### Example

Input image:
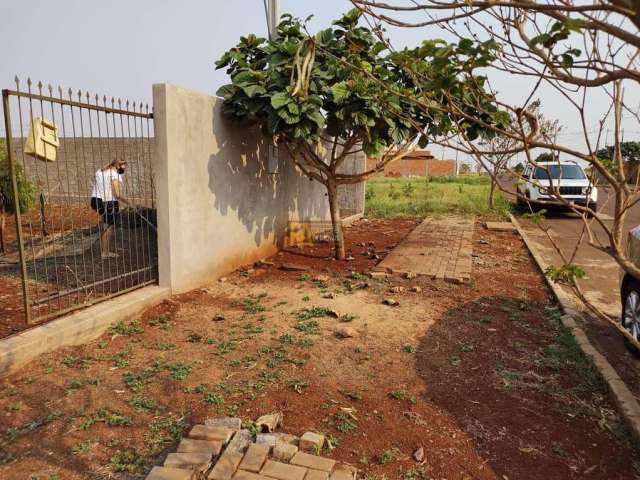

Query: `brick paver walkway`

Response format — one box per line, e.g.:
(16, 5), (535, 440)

(372, 216), (474, 283)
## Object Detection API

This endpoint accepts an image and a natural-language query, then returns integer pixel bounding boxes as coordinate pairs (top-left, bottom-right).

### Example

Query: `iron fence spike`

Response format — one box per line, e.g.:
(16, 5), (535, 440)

(14, 75), (19, 86)
(58, 85), (63, 95)
(47, 84), (53, 95)
(37, 80), (42, 90)
(26, 77), (32, 87)
(117, 98), (122, 108)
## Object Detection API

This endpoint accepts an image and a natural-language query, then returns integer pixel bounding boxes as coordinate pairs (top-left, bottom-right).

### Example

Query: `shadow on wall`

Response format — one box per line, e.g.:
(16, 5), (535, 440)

(207, 112), (329, 249)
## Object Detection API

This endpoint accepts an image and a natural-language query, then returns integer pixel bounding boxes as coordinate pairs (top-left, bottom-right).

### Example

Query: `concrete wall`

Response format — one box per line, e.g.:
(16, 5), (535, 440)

(337, 152), (366, 216)
(153, 83), (330, 293)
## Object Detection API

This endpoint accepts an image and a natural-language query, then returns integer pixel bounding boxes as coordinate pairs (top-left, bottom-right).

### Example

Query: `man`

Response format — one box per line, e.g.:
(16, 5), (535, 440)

(90, 159), (129, 259)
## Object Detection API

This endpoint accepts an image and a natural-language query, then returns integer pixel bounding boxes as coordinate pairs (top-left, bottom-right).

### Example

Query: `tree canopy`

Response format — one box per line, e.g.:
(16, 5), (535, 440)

(215, 9), (504, 258)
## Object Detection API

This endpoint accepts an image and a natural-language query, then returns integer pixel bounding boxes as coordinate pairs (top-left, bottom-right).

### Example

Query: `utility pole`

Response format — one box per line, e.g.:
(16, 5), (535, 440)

(266, 0), (280, 173)
(267, 0), (280, 40)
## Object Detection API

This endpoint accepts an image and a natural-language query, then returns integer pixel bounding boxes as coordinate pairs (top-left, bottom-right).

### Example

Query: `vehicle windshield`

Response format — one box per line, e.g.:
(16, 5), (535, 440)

(534, 165), (586, 180)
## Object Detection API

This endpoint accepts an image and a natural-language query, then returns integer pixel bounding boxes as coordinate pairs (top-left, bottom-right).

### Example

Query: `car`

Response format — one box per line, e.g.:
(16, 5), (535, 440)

(621, 226), (640, 350)
(516, 160), (598, 213)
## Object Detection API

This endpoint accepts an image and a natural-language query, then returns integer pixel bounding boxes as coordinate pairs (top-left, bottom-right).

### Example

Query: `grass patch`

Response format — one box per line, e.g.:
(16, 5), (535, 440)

(243, 293), (268, 313)
(109, 320), (144, 336)
(365, 176), (511, 218)
(297, 306), (334, 320)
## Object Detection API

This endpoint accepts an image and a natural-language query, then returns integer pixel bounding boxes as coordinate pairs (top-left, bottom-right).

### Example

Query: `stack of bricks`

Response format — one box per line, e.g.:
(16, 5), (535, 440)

(146, 417), (357, 480)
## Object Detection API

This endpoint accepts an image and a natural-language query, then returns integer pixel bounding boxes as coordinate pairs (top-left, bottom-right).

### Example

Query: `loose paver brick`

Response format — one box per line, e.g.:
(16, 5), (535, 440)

(239, 443), (270, 473)
(329, 464), (357, 480)
(305, 470), (329, 480)
(205, 417), (242, 430)
(272, 442), (298, 462)
(290, 452), (335, 472)
(299, 432), (325, 452)
(485, 221), (517, 232)
(259, 460), (307, 480)
(256, 433), (277, 446)
(176, 438), (223, 455)
(232, 471), (270, 480)
(145, 466), (194, 480)
(274, 432), (299, 445)
(164, 452), (212, 470)
(208, 452), (244, 480)
(189, 425), (234, 443)
(226, 429), (253, 455)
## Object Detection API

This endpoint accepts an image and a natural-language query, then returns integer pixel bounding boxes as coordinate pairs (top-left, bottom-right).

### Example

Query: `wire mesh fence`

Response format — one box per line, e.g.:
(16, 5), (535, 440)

(1, 77), (157, 324)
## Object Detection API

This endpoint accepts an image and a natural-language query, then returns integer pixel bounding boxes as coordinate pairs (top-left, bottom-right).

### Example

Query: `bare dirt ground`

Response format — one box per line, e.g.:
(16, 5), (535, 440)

(0, 218), (638, 480)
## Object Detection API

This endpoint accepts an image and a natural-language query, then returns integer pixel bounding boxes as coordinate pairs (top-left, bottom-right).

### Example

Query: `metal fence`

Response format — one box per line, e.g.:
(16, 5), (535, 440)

(1, 77), (157, 324)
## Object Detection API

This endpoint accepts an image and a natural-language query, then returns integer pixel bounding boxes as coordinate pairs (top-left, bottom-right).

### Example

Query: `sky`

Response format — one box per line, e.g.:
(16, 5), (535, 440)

(1, 0), (638, 166)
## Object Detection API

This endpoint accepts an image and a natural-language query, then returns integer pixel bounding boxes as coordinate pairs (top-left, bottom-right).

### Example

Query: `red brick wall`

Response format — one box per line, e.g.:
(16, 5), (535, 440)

(367, 157), (455, 177)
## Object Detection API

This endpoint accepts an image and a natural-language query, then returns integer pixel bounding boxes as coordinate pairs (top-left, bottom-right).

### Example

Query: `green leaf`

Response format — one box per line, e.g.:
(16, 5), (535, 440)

(240, 84), (266, 98)
(270, 92), (291, 109)
(331, 81), (350, 104)
(306, 110), (325, 129)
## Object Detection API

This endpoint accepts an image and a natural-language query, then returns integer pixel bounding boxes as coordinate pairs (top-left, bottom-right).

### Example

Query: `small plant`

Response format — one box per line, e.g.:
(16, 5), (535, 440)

(243, 293), (267, 314)
(71, 439), (97, 455)
(204, 393), (225, 405)
(109, 320), (144, 336)
(128, 396), (158, 413)
(298, 338), (314, 348)
(297, 306), (333, 320)
(339, 314), (357, 323)
(217, 340), (238, 355)
(302, 295), (310, 302)
(299, 273), (311, 281)
(287, 378), (309, 394)
(123, 365), (161, 391)
(340, 389), (362, 401)
(295, 320), (321, 335)
(149, 313), (174, 330)
(334, 411), (357, 433)
(378, 447), (400, 465)
(165, 362), (193, 381)
(279, 333), (294, 344)
(402, 344), (416, 353)
(389, 389), (416, 404)
(109, 450), (145, 473)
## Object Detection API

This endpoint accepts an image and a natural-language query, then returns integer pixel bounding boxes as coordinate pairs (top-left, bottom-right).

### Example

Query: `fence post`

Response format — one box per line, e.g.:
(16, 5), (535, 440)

(2, 89), (32, 324)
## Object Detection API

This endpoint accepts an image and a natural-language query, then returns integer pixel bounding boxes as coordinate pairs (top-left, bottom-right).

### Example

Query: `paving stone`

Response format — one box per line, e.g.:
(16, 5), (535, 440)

(189, 425), (234, 444)
(330, 464), (357, 480)
(208, 452), (243, 480)
(272, 442), (298, 462)
(256, 433), (277, 446)
(226, 429), (253, 455)
(205, 417), (242, 431)
(232, 471), (270, 480)
(177, 438), (223, 455)
(238, 443), (270, 473)
(299, 432), (325, 452)
(259, 460), (307, 480)
(485, 221), (516, 232)
(367, 271), (388, 279)
(145, 466), (194, 480)
(305, 470), (329, 480)
(290, 452), (335, 472)
(274, 433), (299, 446)
(164, 452), (212, 470)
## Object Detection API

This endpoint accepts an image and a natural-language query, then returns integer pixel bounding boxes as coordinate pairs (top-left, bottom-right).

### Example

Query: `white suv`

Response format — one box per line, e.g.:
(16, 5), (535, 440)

(517, 160), (598, 212)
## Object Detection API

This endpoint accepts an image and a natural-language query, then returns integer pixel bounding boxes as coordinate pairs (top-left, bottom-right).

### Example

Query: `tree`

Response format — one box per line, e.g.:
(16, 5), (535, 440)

(459, 163), (471, 174)
(350, 0), (640, 344)
(215, 10), (500, 259)
(535, 152), (557, 163)
(0, 139), (35, 253)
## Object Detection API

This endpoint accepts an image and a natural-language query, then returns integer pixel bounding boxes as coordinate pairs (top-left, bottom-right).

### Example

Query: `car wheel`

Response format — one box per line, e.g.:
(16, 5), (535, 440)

(587, 202), (597, 217)
(622, 280), (640, 353)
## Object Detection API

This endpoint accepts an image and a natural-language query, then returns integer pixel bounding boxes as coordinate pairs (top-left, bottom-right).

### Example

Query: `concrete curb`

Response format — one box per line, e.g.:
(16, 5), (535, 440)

(509, 213), (640, 443)
(0, 285), (170, 377)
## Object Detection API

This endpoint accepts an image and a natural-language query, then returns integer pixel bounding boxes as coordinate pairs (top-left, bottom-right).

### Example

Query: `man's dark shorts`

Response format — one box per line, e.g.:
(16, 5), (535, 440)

(90, 197), (120, 225)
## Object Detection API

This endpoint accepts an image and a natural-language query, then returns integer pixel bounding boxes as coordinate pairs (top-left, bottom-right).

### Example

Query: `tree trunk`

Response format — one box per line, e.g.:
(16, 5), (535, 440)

(326, 181), (345, 260)
(489, 177), (496, 210)
(0, 211), (5, 254)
